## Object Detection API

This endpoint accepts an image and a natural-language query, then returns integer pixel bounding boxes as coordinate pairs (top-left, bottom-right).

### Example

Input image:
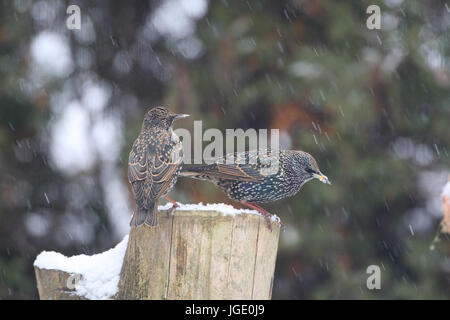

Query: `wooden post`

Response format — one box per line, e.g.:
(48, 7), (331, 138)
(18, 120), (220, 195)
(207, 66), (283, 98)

(34, 209), (281, 300)
(34, 268), (85, 300)
(116, 210), (280, 299)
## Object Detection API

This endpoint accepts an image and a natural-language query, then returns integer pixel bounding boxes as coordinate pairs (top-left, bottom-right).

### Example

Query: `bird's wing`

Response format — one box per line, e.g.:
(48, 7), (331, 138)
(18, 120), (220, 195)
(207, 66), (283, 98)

(130, 153), (181, 209)
(181, 162), (265, 182)
(214, 163), (265, 181)
(129, 132), (183, 205)
(151, 151), (182, 194)
(128, 141), (151, 210)
(213, 151), (272, 181)
(181, 150), (274, 182)
(128, 142), (148, 184)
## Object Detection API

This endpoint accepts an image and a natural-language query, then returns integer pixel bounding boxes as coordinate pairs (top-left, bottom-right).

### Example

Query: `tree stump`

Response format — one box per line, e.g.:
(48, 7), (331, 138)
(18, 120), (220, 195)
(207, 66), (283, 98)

(116, 210), (280, 299)
(34, 208), (281, 300)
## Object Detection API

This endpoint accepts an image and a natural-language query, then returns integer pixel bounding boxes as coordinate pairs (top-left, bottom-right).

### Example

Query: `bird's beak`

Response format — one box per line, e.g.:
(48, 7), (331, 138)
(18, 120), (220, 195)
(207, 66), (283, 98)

(172, 113), (190, 120)
(314, 173), (331, 185)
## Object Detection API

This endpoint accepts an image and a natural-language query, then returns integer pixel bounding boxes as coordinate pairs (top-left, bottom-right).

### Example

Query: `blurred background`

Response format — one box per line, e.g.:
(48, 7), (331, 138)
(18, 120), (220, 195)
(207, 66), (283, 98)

(1, 0), (449, 299)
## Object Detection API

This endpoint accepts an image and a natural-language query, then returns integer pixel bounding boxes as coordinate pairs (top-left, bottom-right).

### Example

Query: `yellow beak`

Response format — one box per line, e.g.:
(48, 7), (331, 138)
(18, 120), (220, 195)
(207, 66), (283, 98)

(173, 113), (190, 120)
(314, 173), (331, 185)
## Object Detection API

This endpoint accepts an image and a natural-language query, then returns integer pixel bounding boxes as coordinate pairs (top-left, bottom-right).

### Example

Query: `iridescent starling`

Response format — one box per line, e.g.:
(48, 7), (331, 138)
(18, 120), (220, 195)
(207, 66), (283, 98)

(180, 149), (330, 230)
(128, 106), (188, 227)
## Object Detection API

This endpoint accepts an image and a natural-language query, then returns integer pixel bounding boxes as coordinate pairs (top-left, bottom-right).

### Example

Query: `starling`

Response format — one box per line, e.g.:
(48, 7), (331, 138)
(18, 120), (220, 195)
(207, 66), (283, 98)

(180, 149), (330, 230)
(128, 106), (188, 227)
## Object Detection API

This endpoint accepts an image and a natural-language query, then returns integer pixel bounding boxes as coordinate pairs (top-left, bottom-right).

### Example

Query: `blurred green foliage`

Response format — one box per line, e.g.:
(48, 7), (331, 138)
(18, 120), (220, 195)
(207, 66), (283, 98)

(0, 0), (449, 299)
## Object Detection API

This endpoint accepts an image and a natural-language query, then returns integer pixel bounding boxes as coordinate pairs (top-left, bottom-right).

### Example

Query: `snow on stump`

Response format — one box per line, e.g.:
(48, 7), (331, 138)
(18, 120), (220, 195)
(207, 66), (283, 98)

(117, 203), (281, 300)
(33, 203), (281, 300)
(34, 235), (129, 300)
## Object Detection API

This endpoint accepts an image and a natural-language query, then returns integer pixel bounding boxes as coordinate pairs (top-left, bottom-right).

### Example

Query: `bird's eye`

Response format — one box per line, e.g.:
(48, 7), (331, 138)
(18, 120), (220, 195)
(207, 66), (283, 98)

(305, 167), (317, 174)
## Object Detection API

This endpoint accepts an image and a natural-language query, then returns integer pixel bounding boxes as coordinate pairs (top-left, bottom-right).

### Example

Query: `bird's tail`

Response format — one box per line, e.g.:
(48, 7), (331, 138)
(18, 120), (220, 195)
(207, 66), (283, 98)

(131, 202), (158, 227)
(181, 164), (262, 182)
(180, 165), (215, 178)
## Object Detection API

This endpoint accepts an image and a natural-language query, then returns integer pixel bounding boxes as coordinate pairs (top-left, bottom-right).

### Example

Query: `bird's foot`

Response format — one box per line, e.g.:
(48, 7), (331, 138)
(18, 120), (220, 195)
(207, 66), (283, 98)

(242, 202), (274, 232)
(164, 195), (179, 215)
(167, 203), (179, 215)
(263, 214), (273, 232)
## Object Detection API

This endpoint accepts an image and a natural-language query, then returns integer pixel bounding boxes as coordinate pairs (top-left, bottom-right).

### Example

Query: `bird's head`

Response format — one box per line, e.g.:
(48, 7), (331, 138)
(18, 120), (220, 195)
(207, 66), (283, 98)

(292, 151), (331, 185)
(143, 106), (189, 130)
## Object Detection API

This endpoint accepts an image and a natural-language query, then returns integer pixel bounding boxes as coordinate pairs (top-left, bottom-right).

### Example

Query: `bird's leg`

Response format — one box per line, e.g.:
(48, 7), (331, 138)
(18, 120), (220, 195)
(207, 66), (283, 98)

(244, 203), (286, 230)
(242, 202), (273, 231)
(164, 195), (179, 215)
(251, 203), (286, 230)
(251, 203), (286, 229)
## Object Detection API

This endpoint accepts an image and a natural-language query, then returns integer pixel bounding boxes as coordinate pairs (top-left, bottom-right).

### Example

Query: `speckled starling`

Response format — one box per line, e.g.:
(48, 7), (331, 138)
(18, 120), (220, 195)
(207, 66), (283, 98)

(180, 149), (330, 230)
(128, 106), (188, 227)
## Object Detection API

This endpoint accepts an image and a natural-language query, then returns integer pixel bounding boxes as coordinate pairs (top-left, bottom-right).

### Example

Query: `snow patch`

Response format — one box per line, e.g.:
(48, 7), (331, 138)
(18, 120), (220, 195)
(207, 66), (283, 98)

(34, 235), (129, 300)
(158, 202), (280, 222)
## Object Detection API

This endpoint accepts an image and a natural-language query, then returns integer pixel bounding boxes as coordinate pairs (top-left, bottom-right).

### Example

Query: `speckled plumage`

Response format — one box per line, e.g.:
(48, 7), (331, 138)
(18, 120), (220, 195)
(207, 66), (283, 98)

(180, 149), (330, 229)
(128, 107), (186, 227)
